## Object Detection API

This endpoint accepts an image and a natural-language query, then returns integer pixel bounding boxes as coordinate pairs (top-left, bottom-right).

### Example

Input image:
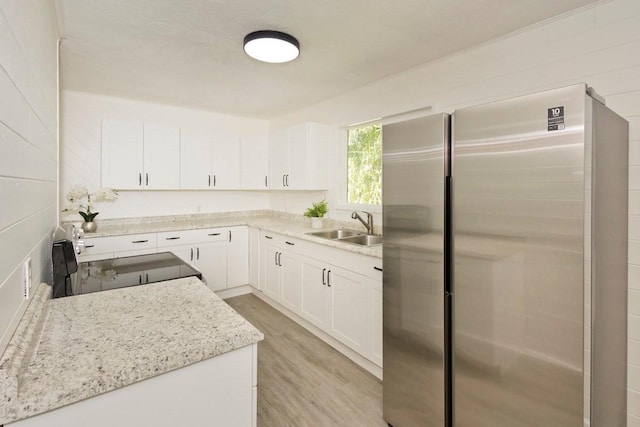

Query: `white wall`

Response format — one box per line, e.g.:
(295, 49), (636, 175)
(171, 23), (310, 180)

(60, 90), (270, 220)
(0, 0), (59, 352)
(269, 0), (640, 422)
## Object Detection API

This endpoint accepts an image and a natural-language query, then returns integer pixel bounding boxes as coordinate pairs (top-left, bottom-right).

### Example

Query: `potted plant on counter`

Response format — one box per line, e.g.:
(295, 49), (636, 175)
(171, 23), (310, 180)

(62, 185), (118, 232)
(304, 199), (329, 229)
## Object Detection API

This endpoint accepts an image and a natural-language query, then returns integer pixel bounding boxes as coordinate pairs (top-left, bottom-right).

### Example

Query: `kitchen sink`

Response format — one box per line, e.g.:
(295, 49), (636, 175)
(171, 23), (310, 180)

(307, 229), (364, 239)
(339, 235), (383, 247)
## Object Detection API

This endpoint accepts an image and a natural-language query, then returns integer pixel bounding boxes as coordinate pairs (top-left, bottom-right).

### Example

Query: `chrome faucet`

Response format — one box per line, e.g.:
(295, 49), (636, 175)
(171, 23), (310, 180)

(351, 211), (375, 235)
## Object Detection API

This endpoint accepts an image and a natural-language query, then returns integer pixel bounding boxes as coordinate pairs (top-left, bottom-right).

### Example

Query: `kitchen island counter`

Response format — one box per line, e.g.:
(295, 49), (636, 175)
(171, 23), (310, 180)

(0, 277), (263, 425)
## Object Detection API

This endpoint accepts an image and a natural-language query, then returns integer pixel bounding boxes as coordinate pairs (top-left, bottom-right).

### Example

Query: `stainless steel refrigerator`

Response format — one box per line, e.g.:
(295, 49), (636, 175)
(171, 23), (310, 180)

(382, 83), (628, 427)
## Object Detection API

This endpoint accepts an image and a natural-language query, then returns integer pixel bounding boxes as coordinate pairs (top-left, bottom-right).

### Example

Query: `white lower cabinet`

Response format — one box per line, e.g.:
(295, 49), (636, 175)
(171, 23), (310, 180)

(260, 232), (302, 312)
(78, 233), (158, 262)
(259, 231), (382, 368)
(156, 226), (250, 292)
(301, 258), (368, 356)
(168, 242), (228, 291)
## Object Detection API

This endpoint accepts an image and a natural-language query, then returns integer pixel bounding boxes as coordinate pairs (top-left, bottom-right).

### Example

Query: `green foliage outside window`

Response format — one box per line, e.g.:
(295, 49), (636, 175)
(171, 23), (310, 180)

(347, 124), (382, 205)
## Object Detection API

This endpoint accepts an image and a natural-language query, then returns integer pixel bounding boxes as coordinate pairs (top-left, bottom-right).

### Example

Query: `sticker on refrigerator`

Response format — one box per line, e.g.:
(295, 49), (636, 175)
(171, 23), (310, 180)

(547, 106), (565, 131)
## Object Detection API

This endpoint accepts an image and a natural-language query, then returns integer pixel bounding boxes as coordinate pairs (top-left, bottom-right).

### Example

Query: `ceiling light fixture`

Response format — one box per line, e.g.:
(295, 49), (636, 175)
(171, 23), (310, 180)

(243, 30), (300, 63)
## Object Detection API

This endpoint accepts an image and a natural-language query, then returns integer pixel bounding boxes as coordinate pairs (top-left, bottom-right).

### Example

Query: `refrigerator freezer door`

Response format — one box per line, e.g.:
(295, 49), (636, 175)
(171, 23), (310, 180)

(382, 113), (449, 426)
(452, 84), (587, 426)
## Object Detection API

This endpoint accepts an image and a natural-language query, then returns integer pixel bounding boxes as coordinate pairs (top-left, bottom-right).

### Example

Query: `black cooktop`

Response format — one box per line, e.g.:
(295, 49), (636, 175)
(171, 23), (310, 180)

(72, 252), (202, 297)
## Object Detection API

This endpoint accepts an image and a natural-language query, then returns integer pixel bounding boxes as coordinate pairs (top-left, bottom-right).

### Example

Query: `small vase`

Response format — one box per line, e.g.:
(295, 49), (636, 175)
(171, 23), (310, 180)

(82, 221), (97, 233)
(311, 217), (323, 229)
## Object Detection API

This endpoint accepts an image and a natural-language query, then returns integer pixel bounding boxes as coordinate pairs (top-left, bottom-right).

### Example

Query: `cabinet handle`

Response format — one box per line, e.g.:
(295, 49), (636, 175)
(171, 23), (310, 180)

(145, 273), (149, 283)
(85, 244), (95, 248)
(190, 248), (194, 261)
(146, 173), (149, 186)
(277, 252), (282, 266)
(374, 266), (383, 272)
(139, 172), (142, 186)
(265, 175), (268, 187)
(213, 174), (216, 186)
(282, 174), (286, 187)
(229, 230), (232, 242)
(132, 240), (148, 244)
(322, 268), (326, 285)
(165, 237), (180, 240)
(265, 235), (273, 240)
(274, 252), (278, 265)
(197, 247), (200, 260)
(327, 270), (331, 287)
(208, 174), (211, 186)
(285, 241), (295, 246)
(208, 233), (221, 236)
(286, 174), (289, 187)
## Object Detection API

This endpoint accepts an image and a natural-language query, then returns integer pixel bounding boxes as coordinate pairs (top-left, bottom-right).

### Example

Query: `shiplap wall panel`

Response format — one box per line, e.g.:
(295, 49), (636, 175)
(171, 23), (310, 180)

(0, 1), (58, 353)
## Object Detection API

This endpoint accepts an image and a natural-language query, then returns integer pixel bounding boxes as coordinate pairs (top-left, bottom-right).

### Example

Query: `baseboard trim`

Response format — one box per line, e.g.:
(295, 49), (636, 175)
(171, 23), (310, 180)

(216, 285), (253, 300)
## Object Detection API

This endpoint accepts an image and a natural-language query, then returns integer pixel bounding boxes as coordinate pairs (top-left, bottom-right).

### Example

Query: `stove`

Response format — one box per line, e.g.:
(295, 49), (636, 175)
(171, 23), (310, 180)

(66, 252), (202, 297)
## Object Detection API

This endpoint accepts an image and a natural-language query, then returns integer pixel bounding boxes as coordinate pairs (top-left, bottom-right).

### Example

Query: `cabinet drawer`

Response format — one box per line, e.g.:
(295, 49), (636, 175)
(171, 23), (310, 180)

(157, 228), (228, 247)
(259, 231), (301, 250)
(83, 233), (157, 256)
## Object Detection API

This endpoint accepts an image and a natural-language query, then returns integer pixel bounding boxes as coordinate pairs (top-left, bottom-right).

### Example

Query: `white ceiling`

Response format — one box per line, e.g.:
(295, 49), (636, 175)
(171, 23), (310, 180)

(57, 0), (602, 119)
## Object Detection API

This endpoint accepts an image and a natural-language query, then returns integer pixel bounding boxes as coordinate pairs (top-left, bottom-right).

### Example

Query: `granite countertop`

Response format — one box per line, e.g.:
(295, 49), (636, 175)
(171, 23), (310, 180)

(72, 210), (383, 258)
(0, 278), (263, 425)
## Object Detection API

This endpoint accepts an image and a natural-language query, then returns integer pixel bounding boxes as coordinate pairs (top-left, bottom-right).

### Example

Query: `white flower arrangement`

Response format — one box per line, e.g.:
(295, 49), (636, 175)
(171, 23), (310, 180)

(62, 185), (118, 222)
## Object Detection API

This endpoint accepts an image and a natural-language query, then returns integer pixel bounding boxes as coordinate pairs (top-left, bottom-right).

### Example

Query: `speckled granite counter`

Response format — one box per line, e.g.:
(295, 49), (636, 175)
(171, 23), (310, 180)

(0, 278), (263, 425)
(68, 210), (383, 258)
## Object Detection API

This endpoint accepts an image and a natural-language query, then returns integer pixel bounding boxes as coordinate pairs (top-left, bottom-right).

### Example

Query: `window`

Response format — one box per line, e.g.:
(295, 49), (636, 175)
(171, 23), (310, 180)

(347, 124), (382, 205)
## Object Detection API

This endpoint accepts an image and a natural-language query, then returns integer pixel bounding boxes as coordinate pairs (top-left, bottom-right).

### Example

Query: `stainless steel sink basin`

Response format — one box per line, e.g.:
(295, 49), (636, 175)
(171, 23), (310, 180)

(339, 234), (383, 246)
(307, 229), (364, 239)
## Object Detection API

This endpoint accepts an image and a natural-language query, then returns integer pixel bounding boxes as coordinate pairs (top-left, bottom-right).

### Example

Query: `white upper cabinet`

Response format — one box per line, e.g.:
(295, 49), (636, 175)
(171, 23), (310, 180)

(180, 128), (240, 189)
(102, 120), (179, 190)
(240, 134), (269, 189)
(101, 119), (144, 189)
(269, 122), (330, 190)
(143, 124), (180, 189)
(180, 128), (214, 189)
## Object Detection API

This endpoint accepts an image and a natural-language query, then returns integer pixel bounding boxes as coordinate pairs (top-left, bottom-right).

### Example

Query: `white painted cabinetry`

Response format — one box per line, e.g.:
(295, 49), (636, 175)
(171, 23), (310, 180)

(269, 122), (330, 190)
(240, 134), (270, 189)
(248, 227), (261, 288)
(101, 120), (180, 190)
(301, 258), (368, 356)
(257, 230), (382, 368)
(259, 232), (302, 312)
(158, 227), (249, 292)
(77, 233), (157, 262)
(180, 128), (241, 189)
(227, 226), (249, 287)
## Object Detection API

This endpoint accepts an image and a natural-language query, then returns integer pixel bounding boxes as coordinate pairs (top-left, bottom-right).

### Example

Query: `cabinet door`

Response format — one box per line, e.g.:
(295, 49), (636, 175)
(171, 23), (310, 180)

(101, 119), (144, 189)
(180, 128), (213, 189)
(328, 266), (368, 355)
(261, 243), (281, 301)
(195, 241), (227, 292)
(367, 276), (383, 367)
(248, 228), (261, 288)
(240, 134), (269, 189)
(270, 130), (289, 188)
(165, 244), (196, 265)
(227, 227), (249, 288)
(143, 123), (180, 189)
(211, 130), (241, 189)
(300, 257), (330, 329)
(287, 124), (309, 189)
(280, 251), (302, 313)
(306, 123), (330, 189)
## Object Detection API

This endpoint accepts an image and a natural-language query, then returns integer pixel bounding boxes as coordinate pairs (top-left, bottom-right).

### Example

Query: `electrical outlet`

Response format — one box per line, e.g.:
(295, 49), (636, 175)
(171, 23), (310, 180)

(23, 258), (32, 300)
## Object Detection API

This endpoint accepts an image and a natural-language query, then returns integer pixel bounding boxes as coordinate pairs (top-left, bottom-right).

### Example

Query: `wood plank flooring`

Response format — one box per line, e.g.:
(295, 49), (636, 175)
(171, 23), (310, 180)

(225, 293), (387, 427)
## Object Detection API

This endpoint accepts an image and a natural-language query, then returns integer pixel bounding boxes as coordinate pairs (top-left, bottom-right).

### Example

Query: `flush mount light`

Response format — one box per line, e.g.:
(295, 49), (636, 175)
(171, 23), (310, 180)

(243, 30), (300, 63)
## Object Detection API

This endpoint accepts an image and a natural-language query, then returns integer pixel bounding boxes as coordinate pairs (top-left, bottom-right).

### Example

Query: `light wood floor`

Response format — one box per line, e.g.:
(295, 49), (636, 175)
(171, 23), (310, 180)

(225, 293), (387, 427)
